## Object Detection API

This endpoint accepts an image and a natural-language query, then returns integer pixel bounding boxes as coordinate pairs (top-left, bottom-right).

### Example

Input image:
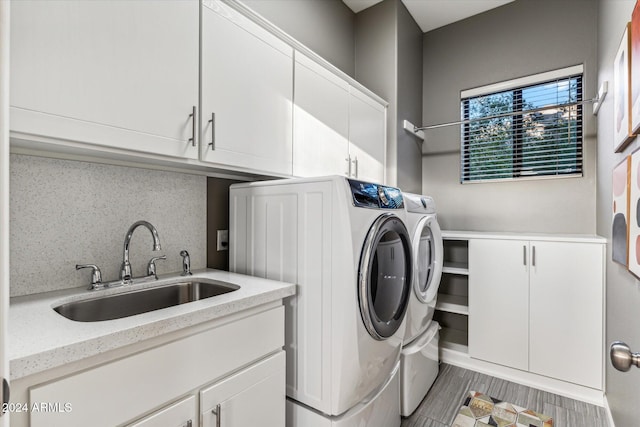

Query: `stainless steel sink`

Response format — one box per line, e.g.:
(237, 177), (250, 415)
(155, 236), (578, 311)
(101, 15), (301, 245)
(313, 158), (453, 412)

(54, 279), (240, 322)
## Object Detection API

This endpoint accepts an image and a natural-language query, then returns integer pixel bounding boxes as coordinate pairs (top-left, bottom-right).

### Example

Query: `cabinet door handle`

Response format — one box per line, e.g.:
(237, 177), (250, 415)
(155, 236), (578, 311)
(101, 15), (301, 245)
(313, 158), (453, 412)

(523, 245), (527, 266)
(352, 156), (358, 178)
(212, 403), (221, 427)
(188, 106), (196, 147)
(208, 112), (215, 150)
(183, 420), (192, 427)
(345, 156), (351, 177)
(532, 245), (536, 267)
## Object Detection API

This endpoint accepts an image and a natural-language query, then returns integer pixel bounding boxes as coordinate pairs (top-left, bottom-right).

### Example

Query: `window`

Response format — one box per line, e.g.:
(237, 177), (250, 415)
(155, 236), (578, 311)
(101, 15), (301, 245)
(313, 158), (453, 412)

(460, 66), (583, 183)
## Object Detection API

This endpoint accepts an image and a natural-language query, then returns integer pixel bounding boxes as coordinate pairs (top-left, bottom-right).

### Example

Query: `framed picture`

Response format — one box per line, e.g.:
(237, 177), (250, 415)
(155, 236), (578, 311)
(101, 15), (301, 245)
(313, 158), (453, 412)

(628, 150), (640, 277)
(632, 1), (640, 134)
(614, 24), (633, 152)
(613, 156), (630, 265)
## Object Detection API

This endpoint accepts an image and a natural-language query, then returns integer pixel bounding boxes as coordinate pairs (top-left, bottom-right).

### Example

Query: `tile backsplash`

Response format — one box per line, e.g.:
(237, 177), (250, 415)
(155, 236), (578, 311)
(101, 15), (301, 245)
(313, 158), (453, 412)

(10, 154), (207, 297)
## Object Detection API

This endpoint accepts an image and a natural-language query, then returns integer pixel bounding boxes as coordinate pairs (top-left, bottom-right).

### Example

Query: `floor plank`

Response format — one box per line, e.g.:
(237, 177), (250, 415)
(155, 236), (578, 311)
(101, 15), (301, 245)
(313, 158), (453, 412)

(403, 363), (609, 426)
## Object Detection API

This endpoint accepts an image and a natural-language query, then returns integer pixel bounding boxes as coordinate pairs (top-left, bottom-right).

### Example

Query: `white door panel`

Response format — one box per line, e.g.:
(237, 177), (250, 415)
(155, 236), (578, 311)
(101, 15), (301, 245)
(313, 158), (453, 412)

(349, 87), (386, 183)
(10, 0), (199, 158)
(293, 53), (349, 177)
(200, 1), (293, 175)
(529, 241), (603, 389)
(469, 239), (529, 371)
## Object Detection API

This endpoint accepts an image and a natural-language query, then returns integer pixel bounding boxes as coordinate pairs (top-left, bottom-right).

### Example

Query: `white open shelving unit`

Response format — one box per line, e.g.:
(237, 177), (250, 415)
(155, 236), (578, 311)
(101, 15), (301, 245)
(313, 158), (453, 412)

(436, 231), (470, 353)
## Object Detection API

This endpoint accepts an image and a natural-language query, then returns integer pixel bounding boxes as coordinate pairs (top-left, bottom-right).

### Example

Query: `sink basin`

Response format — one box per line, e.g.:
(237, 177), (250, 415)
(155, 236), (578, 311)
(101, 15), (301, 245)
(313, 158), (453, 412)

(54, 279), (240, 322)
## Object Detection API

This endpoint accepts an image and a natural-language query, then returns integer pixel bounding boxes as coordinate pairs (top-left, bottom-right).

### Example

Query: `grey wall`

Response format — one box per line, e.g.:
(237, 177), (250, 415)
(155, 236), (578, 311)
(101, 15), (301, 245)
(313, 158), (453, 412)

(396, 1), (423, 193)
(422, 0), (598, 233)
(207, 177), (244, 271)
(241, 0), (356, 77)
(10, 155), (207, 297)
(355, 0), (423, 191)
(355, 0), (398, 186)
(596, 1), (639, 425)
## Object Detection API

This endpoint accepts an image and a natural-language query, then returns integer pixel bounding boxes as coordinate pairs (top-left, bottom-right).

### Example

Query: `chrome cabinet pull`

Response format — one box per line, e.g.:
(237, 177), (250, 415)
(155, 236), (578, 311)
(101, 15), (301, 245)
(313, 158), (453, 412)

(188, 106), (196, 147)
(208, 112), (215, 150)
(211, 404), (221, 427)
(523, 246), (526, 266)
(352, 156), (358, 178)
(345, 156), (351, 176)
(532, 245), (536, 267)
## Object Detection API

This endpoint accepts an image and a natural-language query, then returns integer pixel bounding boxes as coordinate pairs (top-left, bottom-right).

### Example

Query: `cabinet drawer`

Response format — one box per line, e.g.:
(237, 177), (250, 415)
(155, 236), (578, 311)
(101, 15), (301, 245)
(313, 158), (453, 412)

(29, 306), (284, 426)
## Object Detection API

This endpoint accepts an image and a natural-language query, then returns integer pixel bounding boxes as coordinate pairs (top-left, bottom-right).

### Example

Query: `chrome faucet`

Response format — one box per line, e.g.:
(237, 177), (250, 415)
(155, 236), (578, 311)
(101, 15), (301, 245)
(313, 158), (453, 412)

(120, 220), (162, 281)
(180, 250), (192, 276)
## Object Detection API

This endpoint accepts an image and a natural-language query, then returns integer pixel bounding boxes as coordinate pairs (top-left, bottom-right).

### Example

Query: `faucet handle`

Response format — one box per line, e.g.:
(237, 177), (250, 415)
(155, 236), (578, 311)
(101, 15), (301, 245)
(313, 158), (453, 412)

(147, 255), (167, 279)
(76, 264), (103, 289)
(180, 250), (192, 276)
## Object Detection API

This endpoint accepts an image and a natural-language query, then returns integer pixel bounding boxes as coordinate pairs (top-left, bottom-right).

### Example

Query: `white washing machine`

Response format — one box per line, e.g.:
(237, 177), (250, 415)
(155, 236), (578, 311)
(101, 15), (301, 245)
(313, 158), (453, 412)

(230, 176), (413, 427)
(400, 193), (444, 416)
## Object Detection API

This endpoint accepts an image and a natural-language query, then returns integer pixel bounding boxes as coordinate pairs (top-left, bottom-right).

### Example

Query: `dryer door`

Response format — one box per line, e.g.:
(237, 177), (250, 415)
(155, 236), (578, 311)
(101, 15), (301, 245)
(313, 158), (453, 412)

(413, 215), (443, 303)
(359, 213), (412, 340)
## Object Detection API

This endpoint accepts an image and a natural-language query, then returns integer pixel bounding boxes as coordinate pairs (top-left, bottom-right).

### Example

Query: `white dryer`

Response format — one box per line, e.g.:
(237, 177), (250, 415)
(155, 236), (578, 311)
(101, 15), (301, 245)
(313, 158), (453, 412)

(400, 193), (444, 416)
(230, 176), (413, 427)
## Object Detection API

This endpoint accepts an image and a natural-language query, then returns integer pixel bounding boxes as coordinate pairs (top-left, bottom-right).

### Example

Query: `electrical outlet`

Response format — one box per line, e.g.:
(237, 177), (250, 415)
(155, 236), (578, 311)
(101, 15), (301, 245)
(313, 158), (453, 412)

(217, 229), (229, 251)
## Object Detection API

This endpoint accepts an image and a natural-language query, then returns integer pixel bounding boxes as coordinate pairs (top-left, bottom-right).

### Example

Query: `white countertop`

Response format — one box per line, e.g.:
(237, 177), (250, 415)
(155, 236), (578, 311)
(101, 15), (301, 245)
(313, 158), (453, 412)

(442, 230), (606, 244)
(9, 269), (296, 380)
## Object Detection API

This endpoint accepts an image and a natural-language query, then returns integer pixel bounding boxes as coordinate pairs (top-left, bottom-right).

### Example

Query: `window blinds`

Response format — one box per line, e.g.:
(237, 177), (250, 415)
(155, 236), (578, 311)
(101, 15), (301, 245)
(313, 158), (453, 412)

(460, 71), (583, 183)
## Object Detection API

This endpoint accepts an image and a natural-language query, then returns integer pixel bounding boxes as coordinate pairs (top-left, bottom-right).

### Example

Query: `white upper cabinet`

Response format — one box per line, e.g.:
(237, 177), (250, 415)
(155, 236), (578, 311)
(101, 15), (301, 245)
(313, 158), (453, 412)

(348, 87), (386, 183)
(293, 52), (387, 183)
(200, 0), (293, 176)
(10, 0), (199, 159)
(293, 52), (350, 178)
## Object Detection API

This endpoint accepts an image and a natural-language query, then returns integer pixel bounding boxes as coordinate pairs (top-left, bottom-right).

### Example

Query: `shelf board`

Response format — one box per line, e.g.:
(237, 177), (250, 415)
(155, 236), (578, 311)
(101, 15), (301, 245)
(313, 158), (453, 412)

(440, 327), (468, 353)
(442, 262), (469, 275)
(436, 294), (469, 315)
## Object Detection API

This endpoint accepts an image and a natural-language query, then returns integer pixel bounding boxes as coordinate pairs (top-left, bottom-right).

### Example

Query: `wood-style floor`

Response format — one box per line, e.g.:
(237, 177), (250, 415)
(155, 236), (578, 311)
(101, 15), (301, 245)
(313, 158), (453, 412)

(401, 363), (610, 427)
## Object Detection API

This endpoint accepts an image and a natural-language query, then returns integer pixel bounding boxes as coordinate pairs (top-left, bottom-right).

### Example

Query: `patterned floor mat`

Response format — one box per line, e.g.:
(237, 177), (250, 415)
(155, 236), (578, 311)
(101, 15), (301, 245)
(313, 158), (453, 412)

(452, 391), (554, 427)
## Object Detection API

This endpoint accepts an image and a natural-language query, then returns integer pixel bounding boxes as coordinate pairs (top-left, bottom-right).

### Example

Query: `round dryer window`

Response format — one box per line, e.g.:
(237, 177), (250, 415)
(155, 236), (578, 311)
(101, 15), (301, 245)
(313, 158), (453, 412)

(359, 213), (412, 340)
(414, 216), (443, 303)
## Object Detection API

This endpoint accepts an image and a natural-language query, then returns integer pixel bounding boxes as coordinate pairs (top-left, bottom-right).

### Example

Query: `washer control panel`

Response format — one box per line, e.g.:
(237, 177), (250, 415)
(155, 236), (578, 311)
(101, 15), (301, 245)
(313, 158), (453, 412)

(348, 179), (404, 209)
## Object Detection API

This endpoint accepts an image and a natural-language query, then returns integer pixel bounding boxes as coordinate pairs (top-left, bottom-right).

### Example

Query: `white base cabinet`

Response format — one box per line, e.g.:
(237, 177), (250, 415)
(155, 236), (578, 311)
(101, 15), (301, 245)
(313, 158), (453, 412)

(201, 352), (286, 427)
(13, 304), (285, 427)
(469, 237), (604, 389)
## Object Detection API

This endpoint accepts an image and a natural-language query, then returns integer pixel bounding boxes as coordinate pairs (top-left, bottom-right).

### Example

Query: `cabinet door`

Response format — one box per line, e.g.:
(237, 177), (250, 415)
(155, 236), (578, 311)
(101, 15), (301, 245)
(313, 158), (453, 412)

(127, 396), (196, 427)
(201, 351), (286, 427)
(10, 0), (199, 159)
(348, 87), (386, 183)
(200, 1), (293, 175)
(468, 239), (529, 370)
(293, 52), (350, 178)
(529, 241), (603, 388)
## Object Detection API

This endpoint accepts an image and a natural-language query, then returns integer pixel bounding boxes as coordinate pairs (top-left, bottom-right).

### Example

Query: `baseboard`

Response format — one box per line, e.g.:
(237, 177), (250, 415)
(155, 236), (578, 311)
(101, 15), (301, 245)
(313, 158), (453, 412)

(604, 394), (616, 427)
(441, 348), (604, 407)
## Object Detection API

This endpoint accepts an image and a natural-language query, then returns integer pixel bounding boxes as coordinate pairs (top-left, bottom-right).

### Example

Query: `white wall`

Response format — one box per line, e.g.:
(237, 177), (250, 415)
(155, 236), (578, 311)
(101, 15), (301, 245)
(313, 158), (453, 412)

(10, 155), (207, 297)
(421, 0), (598, 233)
(596, 1), (640, 425)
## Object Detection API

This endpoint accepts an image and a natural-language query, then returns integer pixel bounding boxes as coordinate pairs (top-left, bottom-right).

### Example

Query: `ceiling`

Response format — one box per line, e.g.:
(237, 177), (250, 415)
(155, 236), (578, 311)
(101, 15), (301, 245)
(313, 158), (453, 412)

(342, 0), (515, 33)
